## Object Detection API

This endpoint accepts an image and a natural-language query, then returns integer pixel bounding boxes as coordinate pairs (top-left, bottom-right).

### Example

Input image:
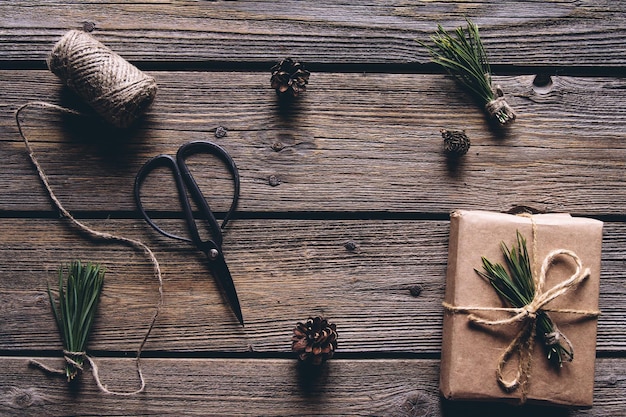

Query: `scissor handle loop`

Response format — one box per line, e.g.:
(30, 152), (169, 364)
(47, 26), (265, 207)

(133, 141), (240, 248)
(134, 154), (197, 244)
(176, 140), (240, 231)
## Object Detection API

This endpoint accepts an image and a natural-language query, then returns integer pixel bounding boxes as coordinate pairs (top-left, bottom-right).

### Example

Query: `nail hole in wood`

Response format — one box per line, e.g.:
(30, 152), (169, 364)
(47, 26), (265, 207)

(409, 285), (423, 297)
(343, 241), (358, 251)
(532, 74), (553, 94)
(268, 175), (281, 187)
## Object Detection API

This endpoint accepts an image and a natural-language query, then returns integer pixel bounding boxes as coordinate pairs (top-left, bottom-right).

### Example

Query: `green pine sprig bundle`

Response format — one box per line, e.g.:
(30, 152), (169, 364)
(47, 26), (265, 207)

(421, 19), (516, 125)
(475, 231), (573, 368)
(48, 261), (105, 381)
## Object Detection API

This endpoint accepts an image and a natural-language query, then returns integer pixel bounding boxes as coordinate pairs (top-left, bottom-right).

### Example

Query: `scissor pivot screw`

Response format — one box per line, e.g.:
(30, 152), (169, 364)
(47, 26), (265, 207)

(208, 248), (220, 260)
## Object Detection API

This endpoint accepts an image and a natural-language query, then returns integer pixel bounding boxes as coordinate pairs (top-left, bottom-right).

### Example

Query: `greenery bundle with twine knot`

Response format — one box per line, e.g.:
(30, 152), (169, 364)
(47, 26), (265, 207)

(30, 261), (149, 395)
(420, 19), (516, 126)
(475, 232), (574, 369)
(47, 261), (104, 382)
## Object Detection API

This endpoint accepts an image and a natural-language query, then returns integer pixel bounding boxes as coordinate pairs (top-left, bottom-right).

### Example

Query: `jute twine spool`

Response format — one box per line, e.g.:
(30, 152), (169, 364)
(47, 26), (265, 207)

(47, 30), (157, 128)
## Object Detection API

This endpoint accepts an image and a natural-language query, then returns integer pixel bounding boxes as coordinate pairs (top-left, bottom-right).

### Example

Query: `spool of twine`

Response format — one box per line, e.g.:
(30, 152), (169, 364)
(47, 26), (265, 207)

(47, 30), (157, 128)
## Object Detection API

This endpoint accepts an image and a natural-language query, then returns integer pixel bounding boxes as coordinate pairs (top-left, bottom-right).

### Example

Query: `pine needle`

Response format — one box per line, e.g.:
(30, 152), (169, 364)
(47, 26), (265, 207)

(48, 261), (105, 381)
(475, 231), (573, 367)
(420, 19), (516, 125)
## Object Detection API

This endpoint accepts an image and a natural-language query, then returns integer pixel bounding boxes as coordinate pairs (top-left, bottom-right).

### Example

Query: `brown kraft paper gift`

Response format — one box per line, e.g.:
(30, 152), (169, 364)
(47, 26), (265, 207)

(440, 210), (603, 407)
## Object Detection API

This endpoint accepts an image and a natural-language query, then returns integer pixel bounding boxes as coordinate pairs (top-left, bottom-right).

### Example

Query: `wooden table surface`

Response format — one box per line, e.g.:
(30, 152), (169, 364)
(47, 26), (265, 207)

(1, 2), (625, 416)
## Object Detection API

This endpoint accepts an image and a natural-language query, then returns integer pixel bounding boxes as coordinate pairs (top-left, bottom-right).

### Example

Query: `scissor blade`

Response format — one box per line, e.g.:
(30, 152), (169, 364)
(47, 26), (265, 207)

(207, 253), (244, 326)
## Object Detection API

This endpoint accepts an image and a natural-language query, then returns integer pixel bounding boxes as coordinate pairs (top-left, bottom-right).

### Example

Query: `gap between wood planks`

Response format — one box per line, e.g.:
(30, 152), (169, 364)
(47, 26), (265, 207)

(1, 59), (625, 78)
(0, 349), (442, 360)
(1, 210), (625, 224)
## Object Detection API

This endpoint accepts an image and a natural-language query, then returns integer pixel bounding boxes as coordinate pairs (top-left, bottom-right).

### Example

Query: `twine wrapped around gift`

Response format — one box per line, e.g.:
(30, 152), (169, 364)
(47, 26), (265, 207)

(442, 217), (600, 403)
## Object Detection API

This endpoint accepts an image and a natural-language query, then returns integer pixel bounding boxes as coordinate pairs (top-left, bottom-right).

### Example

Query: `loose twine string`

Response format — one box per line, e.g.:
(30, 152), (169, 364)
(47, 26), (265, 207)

(17, 101), (164, 396)
(442, 215), (600, 403)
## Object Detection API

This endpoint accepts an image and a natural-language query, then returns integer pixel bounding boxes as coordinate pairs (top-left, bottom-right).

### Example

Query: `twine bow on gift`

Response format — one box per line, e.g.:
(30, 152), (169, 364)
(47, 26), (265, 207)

(443, 231), (600, 403)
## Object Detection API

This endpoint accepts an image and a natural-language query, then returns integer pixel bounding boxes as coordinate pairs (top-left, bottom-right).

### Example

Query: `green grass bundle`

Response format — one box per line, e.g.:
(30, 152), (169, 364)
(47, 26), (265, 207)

(421, 19), (516, 125)
(48, 261), (105, 381)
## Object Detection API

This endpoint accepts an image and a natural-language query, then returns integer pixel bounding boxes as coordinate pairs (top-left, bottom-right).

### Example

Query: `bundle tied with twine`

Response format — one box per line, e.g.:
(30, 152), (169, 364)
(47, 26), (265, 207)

(18, 29), (163, 395)
(47, 29), (157, 128)
(442, 215), (600, 403)
(420, 19), (516, 126)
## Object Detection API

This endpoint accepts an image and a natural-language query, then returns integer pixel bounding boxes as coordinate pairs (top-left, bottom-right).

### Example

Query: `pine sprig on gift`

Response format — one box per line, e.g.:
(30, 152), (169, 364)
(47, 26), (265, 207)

(475, 231), (573, 368)
(420, 19), (516, 125)
(48, 261), (105, 381)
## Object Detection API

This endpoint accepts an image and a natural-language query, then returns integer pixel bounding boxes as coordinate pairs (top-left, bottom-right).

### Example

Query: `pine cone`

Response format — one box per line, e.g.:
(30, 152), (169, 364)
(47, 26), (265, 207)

(292, 316), (338, 365)
(270, 58), (310, 97)
(441, 129), (471, 156)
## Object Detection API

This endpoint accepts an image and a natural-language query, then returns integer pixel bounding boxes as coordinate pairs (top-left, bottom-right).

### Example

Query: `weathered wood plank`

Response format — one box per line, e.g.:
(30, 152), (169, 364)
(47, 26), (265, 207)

(1, 357), (624, 416)
(2, 1), (626, 67)
(2, 71), (625, 214)
(1, 218), (623, 353)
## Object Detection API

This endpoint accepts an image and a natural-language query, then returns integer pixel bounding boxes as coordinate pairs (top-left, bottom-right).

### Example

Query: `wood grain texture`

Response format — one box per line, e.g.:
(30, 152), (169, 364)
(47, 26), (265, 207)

(2, 71), (625, 214)
(1, 218), (624, 353)
(1, 357), (624, 417)
(3, 2), (626, 416)
(2, 1), (626, 67)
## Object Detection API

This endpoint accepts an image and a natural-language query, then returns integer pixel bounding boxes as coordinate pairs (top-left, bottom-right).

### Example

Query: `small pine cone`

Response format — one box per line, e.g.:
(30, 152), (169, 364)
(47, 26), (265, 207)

(271, 58), (310, 97)
(292, 316), (338, 365)
(441, 129), (470, 156)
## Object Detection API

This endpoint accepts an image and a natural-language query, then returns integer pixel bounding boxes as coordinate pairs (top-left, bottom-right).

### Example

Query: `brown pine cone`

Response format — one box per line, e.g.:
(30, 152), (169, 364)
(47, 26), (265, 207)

(441, 129), (471, 156)
(292, 316), (338, 365)
(270, 58), (310, 97)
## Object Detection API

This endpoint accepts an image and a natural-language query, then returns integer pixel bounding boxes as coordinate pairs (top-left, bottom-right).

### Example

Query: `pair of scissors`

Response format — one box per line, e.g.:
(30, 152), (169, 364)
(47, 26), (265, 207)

(134, 140), (244, 326)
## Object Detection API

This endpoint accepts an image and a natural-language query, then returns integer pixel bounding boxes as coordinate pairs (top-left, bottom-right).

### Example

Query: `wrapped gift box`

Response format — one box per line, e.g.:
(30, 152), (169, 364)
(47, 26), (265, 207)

(440, 210), (603, 407)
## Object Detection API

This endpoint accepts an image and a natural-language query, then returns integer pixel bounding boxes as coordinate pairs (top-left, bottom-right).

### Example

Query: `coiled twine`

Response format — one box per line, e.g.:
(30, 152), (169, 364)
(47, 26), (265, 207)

(47, 30), (157, 128)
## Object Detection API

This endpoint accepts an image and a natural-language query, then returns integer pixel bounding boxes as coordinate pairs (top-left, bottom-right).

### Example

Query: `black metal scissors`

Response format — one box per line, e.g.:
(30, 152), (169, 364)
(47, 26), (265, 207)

(134, 140), (243, 326)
